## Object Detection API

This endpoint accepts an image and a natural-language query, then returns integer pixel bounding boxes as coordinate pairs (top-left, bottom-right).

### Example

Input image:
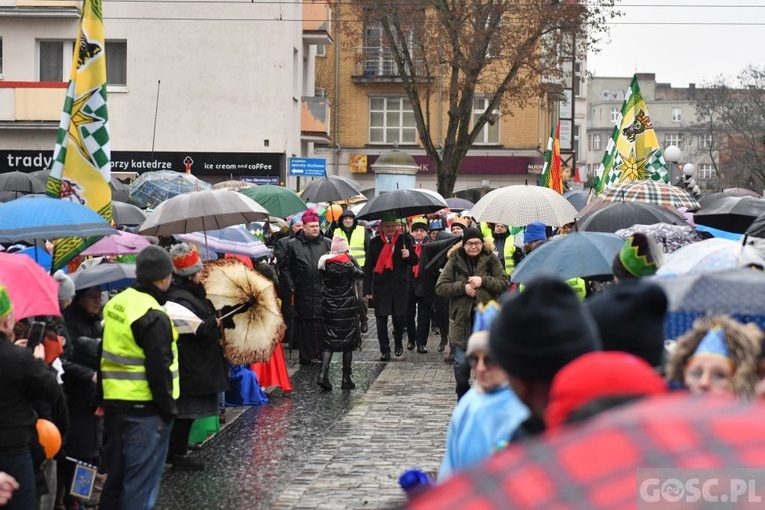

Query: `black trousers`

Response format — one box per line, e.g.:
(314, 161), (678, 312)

(168, 418), (194, 458)
(432, 295), (450, 346)
(406, 291), (432, 347)
(376, 315), (406, 355)
(296, 318), (322, 362)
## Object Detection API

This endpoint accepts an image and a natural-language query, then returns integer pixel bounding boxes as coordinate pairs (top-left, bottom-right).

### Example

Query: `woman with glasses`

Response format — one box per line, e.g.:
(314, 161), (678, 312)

(63, 287), (104, 342)
(438, 331), (528, 480)
(436, 227), (508, 399)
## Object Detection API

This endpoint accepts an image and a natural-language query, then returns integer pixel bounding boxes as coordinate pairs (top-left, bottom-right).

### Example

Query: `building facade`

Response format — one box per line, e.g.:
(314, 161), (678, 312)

(0, 0), (331, 186)
(585, 73), (719, 191)
(313, 6), (561, 197)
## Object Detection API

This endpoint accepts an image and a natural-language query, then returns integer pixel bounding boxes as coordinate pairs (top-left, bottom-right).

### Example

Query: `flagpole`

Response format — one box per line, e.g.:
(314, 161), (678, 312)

(151, 80), (161, 161)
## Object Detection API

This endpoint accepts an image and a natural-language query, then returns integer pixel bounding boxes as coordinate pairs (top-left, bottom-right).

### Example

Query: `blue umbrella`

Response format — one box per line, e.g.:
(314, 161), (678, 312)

(17, 246), (54, 273)
(510, 231), (624, 283)
(652, 268), (765, 338)
(0, 195), (117, 243)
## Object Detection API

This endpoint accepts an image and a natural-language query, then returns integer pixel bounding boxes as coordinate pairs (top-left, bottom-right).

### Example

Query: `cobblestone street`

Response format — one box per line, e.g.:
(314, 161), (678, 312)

(156, 319), (457, 509)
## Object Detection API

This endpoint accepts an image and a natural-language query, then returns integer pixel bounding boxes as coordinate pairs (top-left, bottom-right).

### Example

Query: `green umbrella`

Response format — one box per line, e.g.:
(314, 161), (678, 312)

(238, 185), (307, 219)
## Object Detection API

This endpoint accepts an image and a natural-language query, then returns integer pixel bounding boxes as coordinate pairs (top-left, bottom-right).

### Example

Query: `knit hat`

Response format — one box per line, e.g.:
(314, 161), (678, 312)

(586, 281), (668, 367)
(546, 352), (666, 429)
(490, 277), (601, 382)
(290, 213), (304, 226)
(168, 242), (204, 276)
(524, 222), (548, 244)
(302, 211), (320, 224)
(466, 330), (490, 357)
(612, 233), (662, 279)
(53, 270), (76, 303)
(135, 245), (174, 283)
(0, 283), (12, 319)
(330, 235), (349, 254)
(461, 227), (484, 244)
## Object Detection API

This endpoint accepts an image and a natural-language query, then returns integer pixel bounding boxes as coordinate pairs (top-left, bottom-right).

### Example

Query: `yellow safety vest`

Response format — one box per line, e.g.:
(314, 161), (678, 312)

(101, 287), (179, 402)
(502, 236), (516, 276)
(481, 223), (494, 244)
(348, 226), (366, 266)
(519, 277), (587, 301)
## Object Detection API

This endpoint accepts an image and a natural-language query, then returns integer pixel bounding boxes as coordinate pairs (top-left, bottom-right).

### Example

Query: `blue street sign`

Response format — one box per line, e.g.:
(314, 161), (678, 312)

(289, 157), (326, 177)
(241, 175), (279, 185)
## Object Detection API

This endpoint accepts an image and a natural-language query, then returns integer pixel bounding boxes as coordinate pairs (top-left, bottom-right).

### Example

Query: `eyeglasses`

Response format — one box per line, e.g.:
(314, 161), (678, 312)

(468, 353), (497, 368)
(464, 241), (483, 247)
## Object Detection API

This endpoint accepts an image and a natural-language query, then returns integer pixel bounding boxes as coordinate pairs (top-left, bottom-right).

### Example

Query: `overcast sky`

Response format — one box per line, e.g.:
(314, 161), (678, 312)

(587, 0), (764, 87)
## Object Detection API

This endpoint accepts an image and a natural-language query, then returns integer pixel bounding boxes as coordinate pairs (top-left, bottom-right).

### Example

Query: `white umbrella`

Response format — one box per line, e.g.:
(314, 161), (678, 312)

(470, 185), (578, 227)
(138, 189), (269, 236)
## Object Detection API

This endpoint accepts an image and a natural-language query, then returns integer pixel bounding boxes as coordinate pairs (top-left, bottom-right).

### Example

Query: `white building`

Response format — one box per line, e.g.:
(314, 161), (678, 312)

(0, 0), (332, 185)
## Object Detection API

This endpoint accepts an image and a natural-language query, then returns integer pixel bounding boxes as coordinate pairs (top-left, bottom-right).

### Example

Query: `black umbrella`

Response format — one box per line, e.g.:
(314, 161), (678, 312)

(698, 191), (738, 209)
(693, 196), (765, 234)
(577, 201), (684, 233)
(110, 177), (131, 203)
(299, 175), (362, 203)
(0, 171), (46, 195)
(112, 201), (148, 226)
(744, 211), (765, 238)
(355, 189), (448, 221)
(445, 197), (474, 212)
(563, 189), (592, 212)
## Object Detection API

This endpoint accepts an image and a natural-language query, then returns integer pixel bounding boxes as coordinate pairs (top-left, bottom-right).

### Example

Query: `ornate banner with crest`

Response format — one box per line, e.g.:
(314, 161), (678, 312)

(46, 0), (112, 271)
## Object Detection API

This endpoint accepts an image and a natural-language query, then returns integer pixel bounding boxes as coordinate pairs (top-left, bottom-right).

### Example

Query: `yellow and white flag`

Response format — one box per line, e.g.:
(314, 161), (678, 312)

(46, 0), (112, 271)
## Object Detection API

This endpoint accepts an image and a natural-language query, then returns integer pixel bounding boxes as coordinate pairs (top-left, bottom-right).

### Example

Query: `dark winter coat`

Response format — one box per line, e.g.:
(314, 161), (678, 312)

(167, 276), (231, 396)
(0, 331), (61, 454)
(415, 232), (459, 298)
(283, 231), (332, 319)
(320, 253), (364, 352)
(63, 299), (103, 341)
(363, 234), (419, 317)
(62, 336), (103, 458)
(435, 240), (509, 350)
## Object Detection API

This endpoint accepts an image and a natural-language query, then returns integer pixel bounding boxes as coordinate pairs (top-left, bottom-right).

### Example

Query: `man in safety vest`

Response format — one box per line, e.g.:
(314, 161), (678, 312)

(492, 224), (522, 278)
(100, 245), (178, 510)
(333, 209), (371, 333)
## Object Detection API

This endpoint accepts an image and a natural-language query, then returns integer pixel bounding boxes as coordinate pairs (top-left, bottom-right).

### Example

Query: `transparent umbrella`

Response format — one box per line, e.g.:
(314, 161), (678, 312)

(128, 170), (212, 208)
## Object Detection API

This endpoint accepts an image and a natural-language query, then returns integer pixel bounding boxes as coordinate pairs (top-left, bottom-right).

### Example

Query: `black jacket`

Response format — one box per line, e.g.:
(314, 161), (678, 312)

(363, 234), (419, 316)
(0, 332), (62, 454)
(167, 277), (230, 396)
(283, 231), (332, 319)
(63, 301), (103, 342)
(321, 254), (363, 352)
(101, 282), (177, 421)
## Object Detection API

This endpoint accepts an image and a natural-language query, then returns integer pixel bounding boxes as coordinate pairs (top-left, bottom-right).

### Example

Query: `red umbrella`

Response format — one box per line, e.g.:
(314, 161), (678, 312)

(409, 394), (765, 509)
(0, 252), (61, 320)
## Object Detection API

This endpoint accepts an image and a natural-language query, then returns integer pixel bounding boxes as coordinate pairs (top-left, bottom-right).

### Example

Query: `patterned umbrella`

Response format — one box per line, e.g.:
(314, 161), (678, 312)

(694, 196), (765, 234)
(615, 223), (702, 253)
(656, 238), (765, 277)
(409, 394), (765, 510)
(470, 185), (577, 227)
(202, 258), (285, 364)
(138, 189), (269, 236)
(299, 175), (362, 203)
(510, 232), (624, 283)
(600, 179), (700, 210)
(652, 268), (765, 338)
(128, 170), (212, 208)
(177, 225), (272, 259)
(577, 201), (684, 233)
(238, 185), (307, 219)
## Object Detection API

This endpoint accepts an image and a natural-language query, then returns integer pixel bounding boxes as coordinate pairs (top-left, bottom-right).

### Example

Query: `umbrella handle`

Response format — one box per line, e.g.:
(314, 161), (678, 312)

(219, 303), (248, 319)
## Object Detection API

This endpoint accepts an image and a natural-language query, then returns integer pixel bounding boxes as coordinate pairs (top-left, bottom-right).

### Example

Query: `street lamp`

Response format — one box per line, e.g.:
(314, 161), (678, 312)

(664, 145), (682, 184)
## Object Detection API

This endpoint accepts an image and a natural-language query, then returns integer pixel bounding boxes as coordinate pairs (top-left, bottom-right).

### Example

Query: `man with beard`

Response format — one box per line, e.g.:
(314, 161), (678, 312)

(283, 211), (332, 364)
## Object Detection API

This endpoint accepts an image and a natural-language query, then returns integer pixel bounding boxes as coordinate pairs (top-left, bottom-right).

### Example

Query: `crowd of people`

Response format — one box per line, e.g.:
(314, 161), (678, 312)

(2, 200), (765, 509)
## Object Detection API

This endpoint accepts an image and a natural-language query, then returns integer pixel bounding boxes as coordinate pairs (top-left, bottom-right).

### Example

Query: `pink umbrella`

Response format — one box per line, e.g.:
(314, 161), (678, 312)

(0, 252), (60, 319)
(81, 231), (152, 257)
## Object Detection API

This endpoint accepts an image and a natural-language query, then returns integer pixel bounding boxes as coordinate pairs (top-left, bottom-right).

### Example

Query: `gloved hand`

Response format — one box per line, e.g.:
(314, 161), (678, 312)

(219, 301), (255, 329)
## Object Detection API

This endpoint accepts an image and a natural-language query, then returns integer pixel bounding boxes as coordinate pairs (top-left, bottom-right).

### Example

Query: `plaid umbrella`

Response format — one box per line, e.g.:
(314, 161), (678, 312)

(652, 268), (765, 338)
(471, 185), (577, 227)
(128, 170), (212, 208)
(600, 180), (700, 210)
(409, 394), (765, 510)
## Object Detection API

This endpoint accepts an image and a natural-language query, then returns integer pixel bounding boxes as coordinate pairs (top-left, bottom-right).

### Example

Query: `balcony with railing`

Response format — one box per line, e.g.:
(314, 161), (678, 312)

(0, 81), (66, 126)
(352, 46), (427, 83)
(301, 96), (331, 142)
(1, 0), (80, 17)
(302, 0), (332, 46)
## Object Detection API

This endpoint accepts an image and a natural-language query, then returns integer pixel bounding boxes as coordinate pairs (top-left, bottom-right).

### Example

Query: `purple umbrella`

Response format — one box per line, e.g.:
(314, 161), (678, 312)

(81, 230), (152, 256)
